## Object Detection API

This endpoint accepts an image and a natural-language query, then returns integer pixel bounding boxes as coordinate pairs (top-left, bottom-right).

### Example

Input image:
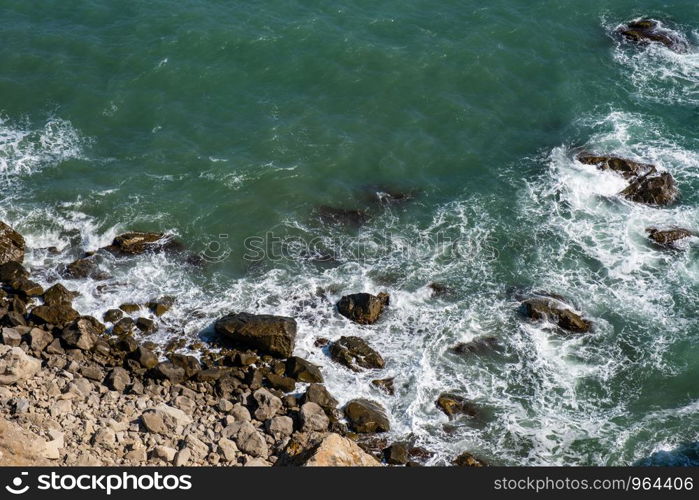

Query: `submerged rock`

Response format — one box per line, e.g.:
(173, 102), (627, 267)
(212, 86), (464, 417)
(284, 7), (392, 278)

(617, 19), (689, 53)
(214, 312), (297, 358)
(620, 172), (678, 206)
(316, 206), (369, 227)
(519, 294), (591, 333)
(102, 232), (178, 256)
(576, 153), (656, 180)
(449, 336), (499, 356)
(336, 292), (389, 325)
(329, 336), (385, 371)
(343, 399), (391, 433)
(371, 377), (395, 395)
(436, 393), (479, 419)
(0, 221), (25, 265)
(646, 227), (695, 248)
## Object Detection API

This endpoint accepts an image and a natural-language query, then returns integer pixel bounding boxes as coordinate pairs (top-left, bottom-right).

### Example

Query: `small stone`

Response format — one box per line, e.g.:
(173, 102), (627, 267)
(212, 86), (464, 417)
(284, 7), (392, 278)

(218, 437), (239, 462)
(105, 367), (130, 392)
(174, 448), (191, 466)
(153, 445), (176, 462)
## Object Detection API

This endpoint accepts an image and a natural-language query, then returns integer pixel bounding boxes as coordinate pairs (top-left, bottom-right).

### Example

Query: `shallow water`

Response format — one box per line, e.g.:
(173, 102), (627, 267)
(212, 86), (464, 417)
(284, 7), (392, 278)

(1, 0), (698, 465)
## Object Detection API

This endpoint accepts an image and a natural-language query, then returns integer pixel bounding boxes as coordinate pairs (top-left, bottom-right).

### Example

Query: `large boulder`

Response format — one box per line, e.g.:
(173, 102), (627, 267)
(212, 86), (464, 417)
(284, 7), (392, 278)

(646, 227), (695, 249)
(343, 399), (390, 433)
(616, 19), (689, 53)
(0, 345), (41, 385)
(42, 283), (76, 307)
(30, 304), (80, 327)
(214, 312), (297, 358)
(103, 232), (178, 256)
(302, 433), (380, 466)
(61, 316), (105, 351)
(329, 336), (385, 371)
(0, 222), (25, 265)
(620, 171), (678, 206)
(519, 294), (591, 333)
(576, 153), (656, 180)
(286, 356), (323, 383)
(0, 261), (29, 282)
(336, 292), (389, 325)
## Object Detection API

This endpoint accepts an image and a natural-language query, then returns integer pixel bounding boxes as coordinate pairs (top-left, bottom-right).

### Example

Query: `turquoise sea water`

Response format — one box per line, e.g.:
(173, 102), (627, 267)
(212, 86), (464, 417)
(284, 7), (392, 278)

(1, 0), (698, 465)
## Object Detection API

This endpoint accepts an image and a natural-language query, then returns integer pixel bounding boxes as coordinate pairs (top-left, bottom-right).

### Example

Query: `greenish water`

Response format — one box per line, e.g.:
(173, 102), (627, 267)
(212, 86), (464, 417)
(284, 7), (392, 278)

(1, 0), (698, 465)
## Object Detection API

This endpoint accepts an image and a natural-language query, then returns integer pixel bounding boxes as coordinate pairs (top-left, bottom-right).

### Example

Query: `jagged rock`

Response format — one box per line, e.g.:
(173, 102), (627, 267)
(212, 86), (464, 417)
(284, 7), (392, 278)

(577, 153), (656, 180)
(0, 221), (25, 265)
(30, 304), (80, 327)
(620, 172), (678, 206)
(130, 346), (159, 370)
(29, 328), (53, 352)
(62, 256), (102, 280)
(329, 336), (385, 371)
(62, 316), (105, 351)
(218, 438), (239, 462)
(344, 399), (390, 433)
(371, 377), (395, 395)
(105, 367), (130, 392)
(453, 451), (488, 467)
(300, 402), (330, 432)
(265, 373), (296, 392)
(150, 362), (186, 384)
(519, 294), (591, 333)
(266, 416), (294, 441)
(0, 345), (41, 385)
(286, 356), (323, 383)
(436, 393), (479, 419)
(146, 296), (175, 317)
(302, 383), (338, 411)
(384, 442), (409, 465)
(616, 19), (689, 53)
(103, 232), (177, 256)
(214, 312), (297, 358)
(42, 283), (75, 306)
(7, 278), (43, 298)
(336, 292), (389, 324)
(1, 328), (22, 347)
(168, 353), (201, 379)
(102, 309), (123, 323)
(302, 433), (380, 466)
(646, 227), (695, 248)
(252, 388), (282, 420)
(153, 445), (176, 462)
(0, 261), (29, 282)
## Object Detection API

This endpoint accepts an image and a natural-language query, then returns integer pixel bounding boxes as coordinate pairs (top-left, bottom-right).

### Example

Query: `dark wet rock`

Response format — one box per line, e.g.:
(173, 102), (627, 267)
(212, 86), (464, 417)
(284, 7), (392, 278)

(7, 278), (43, 298)
(61, 256), (102, 280)
(146, 296), (175, 317)
(135, 317), (157, 334)
(302, 383), (338, 412)
(616, 19), (689, 53)
(106, 367), (131, 392)
(266, 372), (296, 392)
(0, 261), (29, 282)
(114, 335), (138, 354)
(150, 361), (186, 384)
(646, 227), (695, 248)
(372, 188), (415, 206)
(1, 311), (27, 327)
(167, 353), (201, 379)
(316, 206), (369, 227)
(119, 303), (141, 314)
(214, 312), (297, 358)
(449, 336), (499, 356)
(371, 377), (395, 395)
(30, 304), (80, 326)
(344, 399), (390, 433)
(314, 337), (330, 348)
(519, 294), (591, 333)
(336, 292), (389, 325)
(329, 336), (385, 371)
(62, 316), (105, 351)
(453, 451), (488, 467)
(436, 393), (479, 419)
(576, 153), (656, 180)
(620, 171), (678, 206)
(103, 308), (123, 323)
(129, 346), (159, 370)
(0, 221), (25, 265)
(102, 231), (178, 256)
(286, 356), (323, 383)
(384, 442), (409, 465)
(427, 282), (452, 297)
(43, 283), (76, 306)
(112, 317), (135, 336)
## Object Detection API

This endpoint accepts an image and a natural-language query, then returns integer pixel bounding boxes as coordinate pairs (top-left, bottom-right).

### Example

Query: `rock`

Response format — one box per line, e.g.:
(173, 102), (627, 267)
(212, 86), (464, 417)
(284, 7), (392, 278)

(92, 428), (116, 448)
(616, 19), (689, 53)
(519, 294), (591, 333)
(168, 353), (201, 379)
(141, 404), (192, 435)
(252, 388), (282, 420)
(0, 262), (29, 283)
(102, 309), (123, 323)
(302, 433), (380, 466)
(130, 346), (159, 369)
(153, 445), (176, 462)
(81, 365), (104, 382)
(329, 336), (385, 371)
(436, 393), (479, 419)
(62, 256), (101, 280)
(218, 437), (239, 462)
(300, 402), (329, 432)
(45, 338), (64, 355)
(105, 367), (130, 392)
(235, 421), (269, 458)
(0, 221), (25, 265)
(266, 416), (294, 441)
(125, 447), (147, 463)
(146, 296), (175, 317)
(577, 153), (656, 180)
(173, 448), (191, 466)
(620, 172), (678, 206)
(336, 292), (389, 324)
(29, 328), (54, 352)
(7, 278), (43, 298)
(135, 317), (157, 334)
(646, 227), (695, 248)
(286, 356), (323, 383)
(30, 304), (80, 327)
(371, 377), (395, 395)
(316, 206), (369, 227)
(302, 383), (338, 411)
(62, 316), (105, 350)
(214, 312), (297, 358)
(427, 282), (452, 297)
(265, 373), (296, 392)
(0, 345), (41, 385)
(230, 403), (252, 423)
(1, 328), (22, 347)
(119, 303), (141, 314)
(449, 336), (499, 356)
(343, 399), (390, 433)
(453, 451), (488, 467)
(42, 284), (75, 307)
(103, 232), (176, 256)
(112, 317), (135, 336)
(150, 362), (186, 384)
(384, 442), (409, 465)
